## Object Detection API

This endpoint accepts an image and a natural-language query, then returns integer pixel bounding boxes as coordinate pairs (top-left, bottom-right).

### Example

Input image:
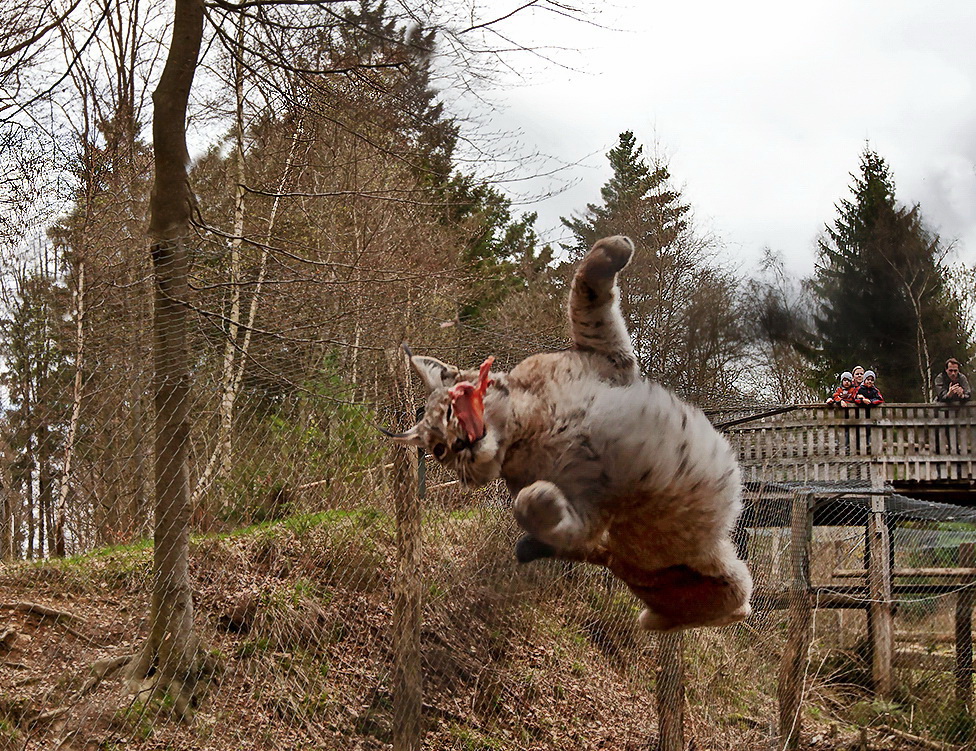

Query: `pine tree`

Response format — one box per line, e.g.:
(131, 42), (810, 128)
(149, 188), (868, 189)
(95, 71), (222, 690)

(560, 131), (743, 399)
(562, 130), (688, 256)
(810, 147), (972, 400)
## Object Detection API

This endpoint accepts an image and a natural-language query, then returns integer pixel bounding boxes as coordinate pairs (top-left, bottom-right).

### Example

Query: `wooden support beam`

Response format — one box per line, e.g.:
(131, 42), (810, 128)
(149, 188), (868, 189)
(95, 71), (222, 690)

(956, 543), (976, 710)
(762, 590), (868, 610)
(390, 362), (424, 751)
(894, 651), (957, 672)
(834, 568), (976, 579)
(778, 493), (813, 750)
(821, 583), (970, 597)
(867, 472), (893, 697)
(656, 631), (685, 751)
(759, 584), (967, 610)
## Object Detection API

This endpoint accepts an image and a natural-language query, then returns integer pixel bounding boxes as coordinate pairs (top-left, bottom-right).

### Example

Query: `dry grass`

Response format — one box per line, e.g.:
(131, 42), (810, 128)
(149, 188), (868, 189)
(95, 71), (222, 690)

(2, 499), (964, 750)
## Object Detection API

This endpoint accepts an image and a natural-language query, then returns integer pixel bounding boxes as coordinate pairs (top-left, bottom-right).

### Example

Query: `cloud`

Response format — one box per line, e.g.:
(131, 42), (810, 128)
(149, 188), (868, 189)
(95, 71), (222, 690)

(473, 0), (976, 276)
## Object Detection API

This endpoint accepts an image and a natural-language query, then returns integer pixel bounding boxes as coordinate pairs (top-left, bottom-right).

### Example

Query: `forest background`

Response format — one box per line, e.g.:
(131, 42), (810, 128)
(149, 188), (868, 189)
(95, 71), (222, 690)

(0, 1), (973, 744)
(0, 0), (971, 558)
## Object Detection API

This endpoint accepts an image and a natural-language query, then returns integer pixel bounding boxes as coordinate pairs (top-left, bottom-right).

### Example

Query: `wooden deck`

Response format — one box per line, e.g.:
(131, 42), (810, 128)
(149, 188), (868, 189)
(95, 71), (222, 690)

(725, 403), (976, 486)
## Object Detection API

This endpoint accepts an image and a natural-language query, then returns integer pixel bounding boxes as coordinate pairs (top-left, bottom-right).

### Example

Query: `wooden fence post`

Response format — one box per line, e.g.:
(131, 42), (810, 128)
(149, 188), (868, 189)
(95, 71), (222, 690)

(778, 491), (813, 750)
(956, 543), (976, 710)
(656, 631), (685, 751)
(867, 468), (893, 697)
(391, 357), (423, 751)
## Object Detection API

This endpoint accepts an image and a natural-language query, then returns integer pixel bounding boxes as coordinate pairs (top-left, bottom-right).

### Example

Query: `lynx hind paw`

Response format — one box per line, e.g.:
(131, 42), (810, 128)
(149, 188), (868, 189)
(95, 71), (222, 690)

(638, 608), (675, 632)
(638, 602), (753, 632)
(585, 235), (634, 278)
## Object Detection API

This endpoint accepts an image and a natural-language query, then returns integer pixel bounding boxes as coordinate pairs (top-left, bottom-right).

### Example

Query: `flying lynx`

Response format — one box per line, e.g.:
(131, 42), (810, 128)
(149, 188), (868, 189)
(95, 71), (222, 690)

(389, 236), (752, 631)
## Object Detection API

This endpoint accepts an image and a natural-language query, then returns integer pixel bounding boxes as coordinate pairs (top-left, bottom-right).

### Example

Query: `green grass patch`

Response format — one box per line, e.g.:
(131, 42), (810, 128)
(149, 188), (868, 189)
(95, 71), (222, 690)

(448, 723), (507, 750)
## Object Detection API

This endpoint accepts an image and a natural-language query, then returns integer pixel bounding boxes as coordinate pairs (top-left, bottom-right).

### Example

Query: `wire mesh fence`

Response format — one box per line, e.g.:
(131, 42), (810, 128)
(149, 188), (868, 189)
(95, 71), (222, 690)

(1, 327), (975, 751)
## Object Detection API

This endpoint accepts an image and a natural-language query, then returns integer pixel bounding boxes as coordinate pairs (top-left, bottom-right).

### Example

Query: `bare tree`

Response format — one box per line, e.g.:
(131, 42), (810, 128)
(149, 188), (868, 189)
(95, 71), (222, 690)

(948, 262), (976, 348)
(872, 206), (956, 401)
(740, 249), (817, 403)
(123, 0), (207, 714)
(0, 431), (14, 560)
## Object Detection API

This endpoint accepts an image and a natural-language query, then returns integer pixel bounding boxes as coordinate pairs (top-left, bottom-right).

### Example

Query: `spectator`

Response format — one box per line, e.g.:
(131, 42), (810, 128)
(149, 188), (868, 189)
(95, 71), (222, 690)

(854, 370), (884, 406)
(851, 365), (865, 390)
(826, 371), (857, 408)
(934, 358), (972, 404)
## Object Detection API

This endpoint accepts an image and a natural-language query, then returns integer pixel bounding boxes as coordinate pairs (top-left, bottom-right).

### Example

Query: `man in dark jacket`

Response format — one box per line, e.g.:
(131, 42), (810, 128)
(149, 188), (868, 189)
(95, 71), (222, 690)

(935, 358), (972, 404)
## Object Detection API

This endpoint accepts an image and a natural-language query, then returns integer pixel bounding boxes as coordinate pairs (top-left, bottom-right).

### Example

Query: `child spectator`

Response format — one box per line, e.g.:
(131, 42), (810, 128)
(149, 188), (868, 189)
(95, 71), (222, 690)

(854, 370), (884, 406)
(851, 365), (865, 390)
(826, 371), (857, 408)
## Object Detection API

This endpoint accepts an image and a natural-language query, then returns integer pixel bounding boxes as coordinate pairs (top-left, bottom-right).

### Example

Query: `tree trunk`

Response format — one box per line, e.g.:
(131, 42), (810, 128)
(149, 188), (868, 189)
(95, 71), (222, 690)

(125, 0), (207, 716)
(55, 261), (85, 557)
(656, 631), (685, 751)
(0, 436), (14, 560)
(908, 293), (933, 401)
(21, 456), (34, 559)
(38, 423), (54, 557)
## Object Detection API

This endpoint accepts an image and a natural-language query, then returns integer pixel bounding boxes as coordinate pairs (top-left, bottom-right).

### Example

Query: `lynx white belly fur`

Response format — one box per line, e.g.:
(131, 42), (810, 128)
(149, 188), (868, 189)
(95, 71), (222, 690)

(391, 236), (753, 631)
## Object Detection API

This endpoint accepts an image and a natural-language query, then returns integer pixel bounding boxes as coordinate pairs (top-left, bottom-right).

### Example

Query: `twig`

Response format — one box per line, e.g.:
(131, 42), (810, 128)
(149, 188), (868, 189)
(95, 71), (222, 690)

(877, 724), (961, 751)
(0, 626), (18, 648)
(31, 708), (70, 724)
(1, 602), (94, 642)
(1, 601), (81, 621)
(427, 480), (459, 492)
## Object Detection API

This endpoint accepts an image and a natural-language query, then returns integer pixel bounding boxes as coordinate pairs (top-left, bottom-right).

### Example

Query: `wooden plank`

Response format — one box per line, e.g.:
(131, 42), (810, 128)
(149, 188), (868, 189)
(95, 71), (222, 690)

(818, 584), (970, 597)
(960, 420), (971, 462)
(726, 403), (976, 489)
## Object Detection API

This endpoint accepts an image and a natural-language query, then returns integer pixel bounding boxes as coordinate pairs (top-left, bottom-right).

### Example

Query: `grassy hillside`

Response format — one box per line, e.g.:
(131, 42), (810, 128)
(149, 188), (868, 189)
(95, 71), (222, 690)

(0, 504), (897, 750)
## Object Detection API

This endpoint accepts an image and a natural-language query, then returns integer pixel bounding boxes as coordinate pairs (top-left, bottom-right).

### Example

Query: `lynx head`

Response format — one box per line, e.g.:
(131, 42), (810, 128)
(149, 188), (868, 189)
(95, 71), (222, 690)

(386, 348), (506, 487)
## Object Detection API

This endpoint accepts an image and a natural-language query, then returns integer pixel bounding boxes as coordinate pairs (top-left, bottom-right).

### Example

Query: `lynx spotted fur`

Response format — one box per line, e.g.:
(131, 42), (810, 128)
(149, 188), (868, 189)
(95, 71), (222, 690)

(392, 236), (753, 631)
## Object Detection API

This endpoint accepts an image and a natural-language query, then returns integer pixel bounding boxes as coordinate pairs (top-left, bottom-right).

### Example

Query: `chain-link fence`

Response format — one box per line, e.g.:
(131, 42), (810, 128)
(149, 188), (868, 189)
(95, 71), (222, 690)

(3, 323), (976, 751)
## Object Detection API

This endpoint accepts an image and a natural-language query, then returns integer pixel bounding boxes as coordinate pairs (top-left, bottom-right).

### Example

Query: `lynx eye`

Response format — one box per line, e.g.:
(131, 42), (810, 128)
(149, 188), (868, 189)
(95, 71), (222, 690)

(432, 443), (447, 459)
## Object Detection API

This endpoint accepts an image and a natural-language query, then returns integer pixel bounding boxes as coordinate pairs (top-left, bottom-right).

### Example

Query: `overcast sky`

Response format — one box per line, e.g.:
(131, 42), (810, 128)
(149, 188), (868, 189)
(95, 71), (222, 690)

(467, 0), (976, 277)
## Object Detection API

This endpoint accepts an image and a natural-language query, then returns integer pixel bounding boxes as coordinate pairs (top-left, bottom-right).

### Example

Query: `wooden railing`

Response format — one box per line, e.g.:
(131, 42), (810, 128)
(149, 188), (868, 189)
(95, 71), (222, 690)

(725, 404), (976, 484)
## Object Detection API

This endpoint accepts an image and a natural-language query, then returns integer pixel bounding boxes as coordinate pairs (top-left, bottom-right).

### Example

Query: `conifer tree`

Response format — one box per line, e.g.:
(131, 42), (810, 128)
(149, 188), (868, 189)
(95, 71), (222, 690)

(562, 130), (688, 255)
(810, 147), (972, 400)
(561, 131), (743, 399)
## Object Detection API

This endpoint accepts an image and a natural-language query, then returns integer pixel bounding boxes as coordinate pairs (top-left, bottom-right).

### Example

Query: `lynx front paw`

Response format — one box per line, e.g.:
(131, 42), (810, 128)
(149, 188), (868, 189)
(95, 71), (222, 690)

(515, 533), (556, 563)
(513, 481), (587, 549)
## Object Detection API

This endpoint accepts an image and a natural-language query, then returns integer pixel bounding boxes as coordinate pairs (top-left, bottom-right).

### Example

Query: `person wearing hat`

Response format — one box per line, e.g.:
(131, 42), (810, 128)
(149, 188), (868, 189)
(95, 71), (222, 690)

(826, 371), (857, 408)
(854, 370), (884, 406)
(934, 358), (971, 404)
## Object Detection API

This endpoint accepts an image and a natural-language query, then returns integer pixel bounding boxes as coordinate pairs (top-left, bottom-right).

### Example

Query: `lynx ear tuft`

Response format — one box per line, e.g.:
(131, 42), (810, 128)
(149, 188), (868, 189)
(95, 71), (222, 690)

(407, 351), (461, 393)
